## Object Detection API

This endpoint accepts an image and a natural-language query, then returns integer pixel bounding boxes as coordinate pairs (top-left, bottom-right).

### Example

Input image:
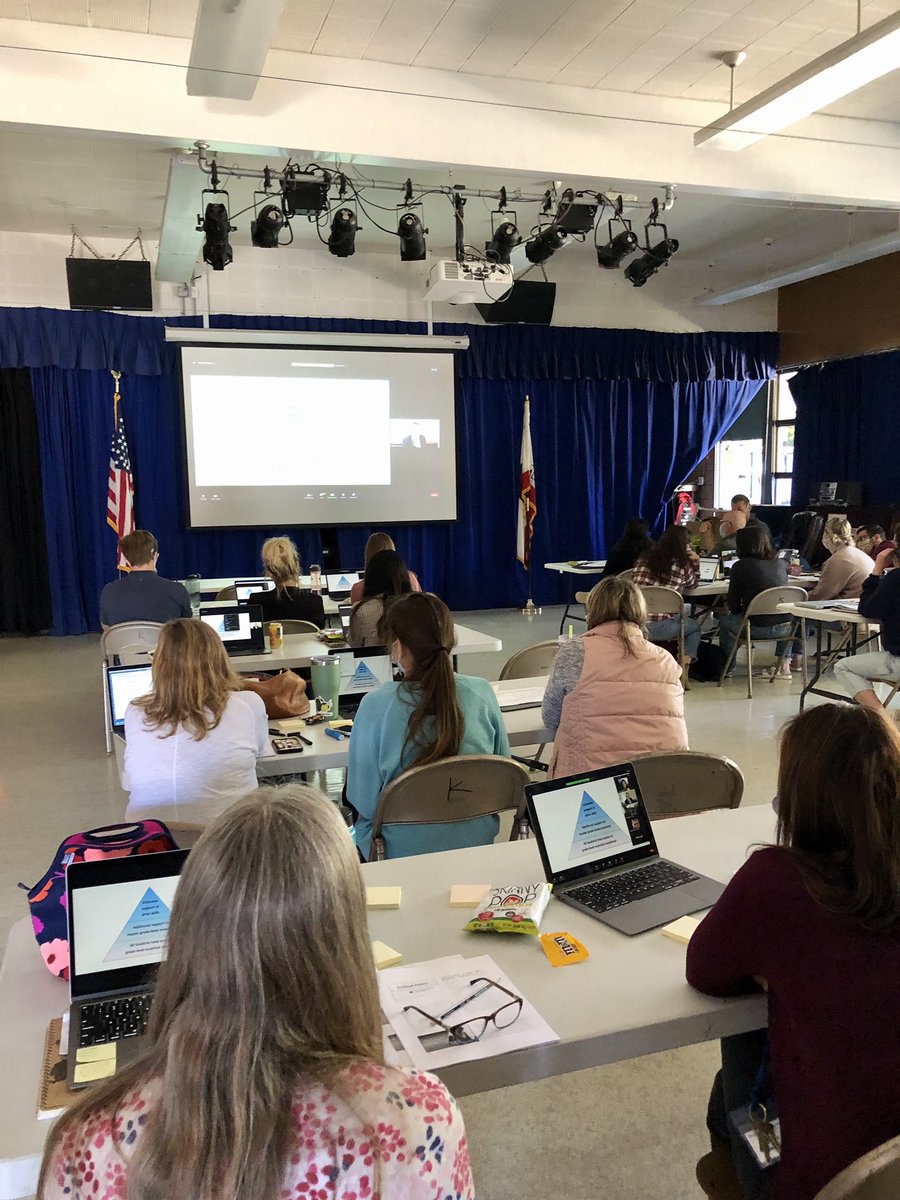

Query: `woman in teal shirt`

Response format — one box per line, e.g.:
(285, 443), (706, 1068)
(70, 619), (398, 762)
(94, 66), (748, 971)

(347, 592), (510, 859)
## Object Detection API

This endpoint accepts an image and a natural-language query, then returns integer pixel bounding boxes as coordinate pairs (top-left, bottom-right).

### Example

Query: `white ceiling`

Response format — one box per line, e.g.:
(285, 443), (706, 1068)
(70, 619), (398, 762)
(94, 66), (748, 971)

(1, 0), (898, 119)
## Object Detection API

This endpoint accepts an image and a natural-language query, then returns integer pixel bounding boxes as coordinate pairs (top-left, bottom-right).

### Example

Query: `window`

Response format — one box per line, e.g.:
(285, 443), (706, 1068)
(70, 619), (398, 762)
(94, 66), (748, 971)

(767, 372), (796, 505)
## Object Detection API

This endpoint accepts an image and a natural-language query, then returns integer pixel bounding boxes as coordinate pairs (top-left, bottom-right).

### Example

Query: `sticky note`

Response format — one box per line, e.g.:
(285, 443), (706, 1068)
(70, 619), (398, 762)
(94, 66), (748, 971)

(73, 1056), (116, 1084)
(661, 915), (701, 945)
(75, 1043), (118, 1064)
(449, 884), (490, 908)
(327, 719), (353, 730)
(540, 931), (590, 967)
(366, 886), (402, 910)
(372, 940), (402, 969)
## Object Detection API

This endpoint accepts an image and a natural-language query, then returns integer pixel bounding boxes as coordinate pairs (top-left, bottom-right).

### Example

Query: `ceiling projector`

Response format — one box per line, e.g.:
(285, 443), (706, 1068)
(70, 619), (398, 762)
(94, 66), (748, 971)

(425, 259), (513, 304)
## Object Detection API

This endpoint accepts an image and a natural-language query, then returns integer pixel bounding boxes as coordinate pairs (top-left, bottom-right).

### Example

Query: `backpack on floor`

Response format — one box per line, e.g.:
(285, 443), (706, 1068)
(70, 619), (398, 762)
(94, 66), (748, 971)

(689, 641), (729, 683)
(23, 821), (177, 980)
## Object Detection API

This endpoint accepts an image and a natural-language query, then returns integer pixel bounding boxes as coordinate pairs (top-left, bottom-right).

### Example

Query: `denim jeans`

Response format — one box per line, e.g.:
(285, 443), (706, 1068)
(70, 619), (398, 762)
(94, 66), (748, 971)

(718, 613), (793, 663)
(707, 1029), (775, 1200)
(648, 616), (702, 659)
(776, 619), (844, 661)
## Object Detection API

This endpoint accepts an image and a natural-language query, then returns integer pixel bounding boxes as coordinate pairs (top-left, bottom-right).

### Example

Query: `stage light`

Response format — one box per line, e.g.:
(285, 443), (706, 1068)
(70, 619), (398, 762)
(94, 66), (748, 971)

(524, 224), (567, 266)
(596, 228), (639, 270)
(199, 201), (234, 271)
(282, 176), (329, 217)
(328, 208), (358, 258)
(624, 237), (679, 287)
(251, 204), (285, 248)
(398, 212), (427, 261)
(485, 221), (521, 264)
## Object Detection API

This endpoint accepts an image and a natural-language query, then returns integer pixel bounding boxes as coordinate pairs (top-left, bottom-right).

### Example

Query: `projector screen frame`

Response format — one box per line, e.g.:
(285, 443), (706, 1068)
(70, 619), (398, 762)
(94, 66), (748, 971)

(176, 337), (462, 531)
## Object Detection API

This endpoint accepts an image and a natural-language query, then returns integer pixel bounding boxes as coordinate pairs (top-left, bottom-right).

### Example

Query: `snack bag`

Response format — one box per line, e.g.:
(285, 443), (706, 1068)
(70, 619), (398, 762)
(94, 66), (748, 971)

(464, 883), (552, 935)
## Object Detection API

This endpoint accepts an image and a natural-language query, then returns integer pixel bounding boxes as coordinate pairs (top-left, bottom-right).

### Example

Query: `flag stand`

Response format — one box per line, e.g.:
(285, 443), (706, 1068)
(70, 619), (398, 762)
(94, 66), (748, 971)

(521, 562), (542, 617)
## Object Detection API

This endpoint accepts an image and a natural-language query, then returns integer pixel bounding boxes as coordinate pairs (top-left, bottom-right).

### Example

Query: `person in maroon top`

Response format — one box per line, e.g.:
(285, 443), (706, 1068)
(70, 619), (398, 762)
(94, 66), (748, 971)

(687, 703), (900, 1200)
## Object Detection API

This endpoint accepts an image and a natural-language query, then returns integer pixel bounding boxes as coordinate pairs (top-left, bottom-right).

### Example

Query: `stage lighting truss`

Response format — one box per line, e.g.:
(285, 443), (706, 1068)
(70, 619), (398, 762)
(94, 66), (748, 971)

(623, 200), (679, 288)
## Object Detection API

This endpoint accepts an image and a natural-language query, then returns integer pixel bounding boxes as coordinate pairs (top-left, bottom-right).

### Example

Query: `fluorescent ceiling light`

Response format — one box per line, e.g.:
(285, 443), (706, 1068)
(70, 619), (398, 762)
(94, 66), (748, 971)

(695, 10), (900, 150)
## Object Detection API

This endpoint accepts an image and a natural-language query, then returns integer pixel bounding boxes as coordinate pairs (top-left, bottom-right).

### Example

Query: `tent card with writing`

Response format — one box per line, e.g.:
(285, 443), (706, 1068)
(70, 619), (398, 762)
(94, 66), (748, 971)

(463, 883), (552, 935)
(378, 954), (558, 1070)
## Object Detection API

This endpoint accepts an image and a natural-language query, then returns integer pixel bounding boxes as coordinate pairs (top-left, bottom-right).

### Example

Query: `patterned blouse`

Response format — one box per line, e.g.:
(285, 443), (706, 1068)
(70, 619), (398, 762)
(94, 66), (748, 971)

(631, 557), (700, 620)
(43, 1062), (474, 1200)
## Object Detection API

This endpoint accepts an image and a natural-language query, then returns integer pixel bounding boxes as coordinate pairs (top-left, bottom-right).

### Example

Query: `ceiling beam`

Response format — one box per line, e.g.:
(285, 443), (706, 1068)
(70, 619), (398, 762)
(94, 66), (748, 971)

(187, 0), (286, 100)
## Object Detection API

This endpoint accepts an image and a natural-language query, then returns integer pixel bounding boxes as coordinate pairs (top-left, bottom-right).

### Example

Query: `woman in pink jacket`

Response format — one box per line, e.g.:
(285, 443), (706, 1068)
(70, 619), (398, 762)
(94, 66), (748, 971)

(542, 576), (688, 779)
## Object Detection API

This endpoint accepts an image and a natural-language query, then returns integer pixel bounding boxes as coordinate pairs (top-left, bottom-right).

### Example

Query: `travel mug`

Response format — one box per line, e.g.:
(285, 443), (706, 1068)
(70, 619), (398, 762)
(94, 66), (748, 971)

(310, 655), (341, 717)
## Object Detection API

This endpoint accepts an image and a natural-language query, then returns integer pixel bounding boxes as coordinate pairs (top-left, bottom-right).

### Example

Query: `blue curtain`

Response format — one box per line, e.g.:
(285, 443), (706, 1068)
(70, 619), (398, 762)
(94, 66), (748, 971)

(1, 308), (775, 634)
(790, 351), (900, 507)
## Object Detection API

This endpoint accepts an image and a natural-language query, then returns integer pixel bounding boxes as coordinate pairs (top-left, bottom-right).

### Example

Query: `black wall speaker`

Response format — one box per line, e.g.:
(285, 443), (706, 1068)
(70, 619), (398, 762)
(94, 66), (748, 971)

(476, 280), (556, 325)
(66, 259), (153, 311)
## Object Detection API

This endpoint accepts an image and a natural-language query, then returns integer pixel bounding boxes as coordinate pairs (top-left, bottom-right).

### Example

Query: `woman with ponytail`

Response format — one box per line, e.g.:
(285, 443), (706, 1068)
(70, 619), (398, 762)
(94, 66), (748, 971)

(248, 536), (326, 628)
(347, 592), (510, 859)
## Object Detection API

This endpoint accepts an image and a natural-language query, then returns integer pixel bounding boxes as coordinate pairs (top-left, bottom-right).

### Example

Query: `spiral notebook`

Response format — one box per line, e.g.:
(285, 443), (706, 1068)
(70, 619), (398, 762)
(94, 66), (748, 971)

(37, 1017), (78, 1120)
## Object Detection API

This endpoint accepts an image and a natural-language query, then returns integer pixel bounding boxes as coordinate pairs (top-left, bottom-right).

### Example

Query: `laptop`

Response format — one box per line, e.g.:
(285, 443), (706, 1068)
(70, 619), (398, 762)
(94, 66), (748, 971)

(66, 849), (189, 1088)
(200, 602), (269, 656)
(329, 647), (393, 717)
(339, 604), (354, 635)
(234, 578), (275, 602)
(106, 663), (154, 737)
(697, 557), (720, 582)
(325, 571), (362, 599)
(525, 763), (725, 935)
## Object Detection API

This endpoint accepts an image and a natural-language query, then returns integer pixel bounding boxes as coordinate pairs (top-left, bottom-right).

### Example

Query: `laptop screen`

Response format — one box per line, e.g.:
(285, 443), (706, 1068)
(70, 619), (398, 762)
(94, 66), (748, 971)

(697, 558), (719, 582)
(107, 664), (154, 730)
(234, 579), (274, 601)
(339, 604), (354, 632)
(332, 649), (393, 698)
(526, 765), (658, 885)
(68, 850), (189, 999)
(326, 571), (361, 594)
(199, 603), (264, 650)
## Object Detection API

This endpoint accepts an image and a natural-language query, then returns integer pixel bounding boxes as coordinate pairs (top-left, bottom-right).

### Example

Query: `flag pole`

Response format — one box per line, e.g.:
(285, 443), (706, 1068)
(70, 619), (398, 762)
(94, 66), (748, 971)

(517, 393), (541, 617)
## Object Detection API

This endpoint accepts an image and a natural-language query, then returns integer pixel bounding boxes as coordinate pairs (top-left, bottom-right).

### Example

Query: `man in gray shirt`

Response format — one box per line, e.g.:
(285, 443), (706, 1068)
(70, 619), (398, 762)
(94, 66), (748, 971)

(100, 530), (192, 629)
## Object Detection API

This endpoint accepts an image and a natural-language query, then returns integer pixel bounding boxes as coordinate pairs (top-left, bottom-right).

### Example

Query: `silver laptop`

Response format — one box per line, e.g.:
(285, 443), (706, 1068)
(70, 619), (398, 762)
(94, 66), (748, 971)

(697, 557), (720, 582)
(199, 602), (268, 656)
(525, 763), (724, 935)
(329, 647), (393, 717)
(325, 571), (361, 599)
(66, 849), (189, 1088)
(106, 663), (154, 738)
(234, 578), (275, 601)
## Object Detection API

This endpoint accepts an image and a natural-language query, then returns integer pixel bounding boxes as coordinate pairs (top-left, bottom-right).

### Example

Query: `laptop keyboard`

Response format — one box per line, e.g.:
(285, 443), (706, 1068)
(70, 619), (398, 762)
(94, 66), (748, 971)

(567, 862), (699, 914)
(78, 994), (153, 1048)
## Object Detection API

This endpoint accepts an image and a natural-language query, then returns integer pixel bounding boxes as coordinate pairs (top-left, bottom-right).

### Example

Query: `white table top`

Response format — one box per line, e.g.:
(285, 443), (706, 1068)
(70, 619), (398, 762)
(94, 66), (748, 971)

(257, 677), (551, 776)
(778, 601), (874, 625)
(0, 804), (771, 1196)
(544, 561), (607, 575)
(230, 622), (502, 674)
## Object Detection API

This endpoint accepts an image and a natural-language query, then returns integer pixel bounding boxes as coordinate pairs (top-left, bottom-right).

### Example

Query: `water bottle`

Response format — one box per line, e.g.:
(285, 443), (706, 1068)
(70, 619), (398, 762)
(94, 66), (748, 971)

(310, 564), (322, 594)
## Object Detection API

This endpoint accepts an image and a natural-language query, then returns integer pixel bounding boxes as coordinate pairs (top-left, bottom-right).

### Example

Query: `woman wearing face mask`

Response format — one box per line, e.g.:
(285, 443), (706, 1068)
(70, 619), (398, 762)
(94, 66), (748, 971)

(347, 592), (510, 860)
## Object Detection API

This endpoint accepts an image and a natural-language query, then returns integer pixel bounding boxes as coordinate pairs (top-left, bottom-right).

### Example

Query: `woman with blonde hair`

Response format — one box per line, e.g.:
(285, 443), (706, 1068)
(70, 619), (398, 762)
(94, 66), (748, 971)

(39, 785), (473, 1200)
(122, 618), (268, 823)
(348, 591), (509, 858)
(541, 576), (687, 778)
(248, 535), (325, 628)
(349, 531), (422, 603)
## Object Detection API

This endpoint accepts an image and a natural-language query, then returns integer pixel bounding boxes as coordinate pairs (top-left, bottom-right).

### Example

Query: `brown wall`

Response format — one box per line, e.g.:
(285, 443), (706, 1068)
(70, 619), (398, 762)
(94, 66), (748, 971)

(777, 251), (900, 369)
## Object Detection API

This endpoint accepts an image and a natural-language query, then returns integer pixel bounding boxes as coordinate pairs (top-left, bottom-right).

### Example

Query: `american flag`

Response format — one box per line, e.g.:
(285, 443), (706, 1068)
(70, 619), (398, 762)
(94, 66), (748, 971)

(516, 395), (536, 570)
(107, 383), (135, 570)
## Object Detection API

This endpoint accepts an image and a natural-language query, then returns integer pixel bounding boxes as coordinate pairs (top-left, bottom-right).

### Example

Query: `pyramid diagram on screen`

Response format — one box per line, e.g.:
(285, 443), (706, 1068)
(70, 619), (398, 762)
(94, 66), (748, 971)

(568, 790), (631, 861)
(104, 887), (171, 963)
(336, 576), (353, 589)
(347, 660), (379, 692)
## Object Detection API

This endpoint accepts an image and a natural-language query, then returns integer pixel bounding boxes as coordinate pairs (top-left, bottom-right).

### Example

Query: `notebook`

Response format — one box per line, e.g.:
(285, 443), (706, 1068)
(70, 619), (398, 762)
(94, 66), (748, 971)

(525, 763), (724, 935)
(37, 1017), (77, 1119)
(66, 850), (189, 1089)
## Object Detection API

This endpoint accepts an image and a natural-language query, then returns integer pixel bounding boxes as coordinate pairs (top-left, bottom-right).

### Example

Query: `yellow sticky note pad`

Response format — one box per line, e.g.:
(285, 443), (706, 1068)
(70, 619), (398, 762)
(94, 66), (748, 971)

(75, 1043), (118, 1064)
(540, 931), (589, 967)
(449, 884), (490, 909)
(661, 916), (701, 945)
(73, 1056), (116, 1085)
(372, 940), (402, 969)
(366, 886), (402, 910)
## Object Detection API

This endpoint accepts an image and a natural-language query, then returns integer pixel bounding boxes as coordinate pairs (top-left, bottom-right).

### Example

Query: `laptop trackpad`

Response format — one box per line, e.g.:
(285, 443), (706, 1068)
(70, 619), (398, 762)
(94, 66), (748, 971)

(608, 887), (719, 936)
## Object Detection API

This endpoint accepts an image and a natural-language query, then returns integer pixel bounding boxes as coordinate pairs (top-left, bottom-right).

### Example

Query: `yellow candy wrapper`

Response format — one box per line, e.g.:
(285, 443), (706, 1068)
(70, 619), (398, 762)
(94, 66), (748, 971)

(540, 931), (590, 966)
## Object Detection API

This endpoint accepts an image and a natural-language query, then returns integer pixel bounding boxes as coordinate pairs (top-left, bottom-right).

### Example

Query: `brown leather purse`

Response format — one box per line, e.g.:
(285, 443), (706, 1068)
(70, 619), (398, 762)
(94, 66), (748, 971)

(242, 671), (310, 719)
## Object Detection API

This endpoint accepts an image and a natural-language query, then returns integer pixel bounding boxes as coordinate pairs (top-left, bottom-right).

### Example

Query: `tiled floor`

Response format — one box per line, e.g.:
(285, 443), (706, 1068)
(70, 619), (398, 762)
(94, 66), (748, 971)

(0, 607), (815, 1198)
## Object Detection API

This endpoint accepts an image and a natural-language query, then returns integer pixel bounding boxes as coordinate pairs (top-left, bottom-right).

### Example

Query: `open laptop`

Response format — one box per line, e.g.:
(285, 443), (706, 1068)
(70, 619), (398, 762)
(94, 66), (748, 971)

(326, 571), (362, 600)
(200, 602), (268, 656)
(66, 849), (189, 1088)
(525, 763), (725, 935)
(329, 647), (393, 717)
(106, 663), (154, 737)
(339, 604), (354, 636)
(234, 578), (275, 602)
(697, 557), (720, 582)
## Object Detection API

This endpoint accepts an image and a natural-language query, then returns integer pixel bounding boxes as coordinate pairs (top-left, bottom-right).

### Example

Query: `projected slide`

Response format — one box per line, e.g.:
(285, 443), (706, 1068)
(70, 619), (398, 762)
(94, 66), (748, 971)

(104, 887), (171, 963)
(180, 345), (458, 528)
(568, 790), (632, 862)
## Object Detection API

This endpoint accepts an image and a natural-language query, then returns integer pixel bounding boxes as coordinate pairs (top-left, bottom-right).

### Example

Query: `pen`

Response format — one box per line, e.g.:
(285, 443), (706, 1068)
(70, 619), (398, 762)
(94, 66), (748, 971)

(439, 982), (493, 1022)
(298, 734), (313, 746)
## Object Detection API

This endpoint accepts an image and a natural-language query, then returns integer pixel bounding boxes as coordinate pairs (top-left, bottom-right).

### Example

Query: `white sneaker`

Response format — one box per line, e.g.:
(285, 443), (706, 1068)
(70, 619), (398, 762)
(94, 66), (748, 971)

(761, 665), (792, 680)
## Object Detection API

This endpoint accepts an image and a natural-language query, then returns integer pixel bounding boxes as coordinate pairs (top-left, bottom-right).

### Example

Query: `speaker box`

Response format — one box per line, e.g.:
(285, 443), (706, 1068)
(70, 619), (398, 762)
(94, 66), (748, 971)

(66, 258), (153, 311)
(476, 280), (556, 326)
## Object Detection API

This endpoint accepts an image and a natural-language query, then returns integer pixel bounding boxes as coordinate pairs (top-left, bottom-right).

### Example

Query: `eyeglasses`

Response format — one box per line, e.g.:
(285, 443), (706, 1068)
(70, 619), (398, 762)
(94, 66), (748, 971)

(403, 977), (523, 1045)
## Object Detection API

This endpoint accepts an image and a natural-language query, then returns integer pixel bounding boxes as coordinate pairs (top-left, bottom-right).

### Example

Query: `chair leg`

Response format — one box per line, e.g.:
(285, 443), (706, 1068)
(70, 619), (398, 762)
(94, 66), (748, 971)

(558, 603), (571, 636)
(102, 662), (112, 754)
(745, 626), (753, 699)
(718, 637), (739, 686)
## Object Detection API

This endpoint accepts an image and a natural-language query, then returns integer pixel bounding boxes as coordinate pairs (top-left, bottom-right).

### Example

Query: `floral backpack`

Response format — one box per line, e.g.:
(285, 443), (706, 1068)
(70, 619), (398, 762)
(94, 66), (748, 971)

(23, 821), (177, 980)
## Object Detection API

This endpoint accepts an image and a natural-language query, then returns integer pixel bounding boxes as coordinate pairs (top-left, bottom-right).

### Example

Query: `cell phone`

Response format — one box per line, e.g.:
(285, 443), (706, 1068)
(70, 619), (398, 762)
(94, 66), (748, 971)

(271, 737), (303, 754)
